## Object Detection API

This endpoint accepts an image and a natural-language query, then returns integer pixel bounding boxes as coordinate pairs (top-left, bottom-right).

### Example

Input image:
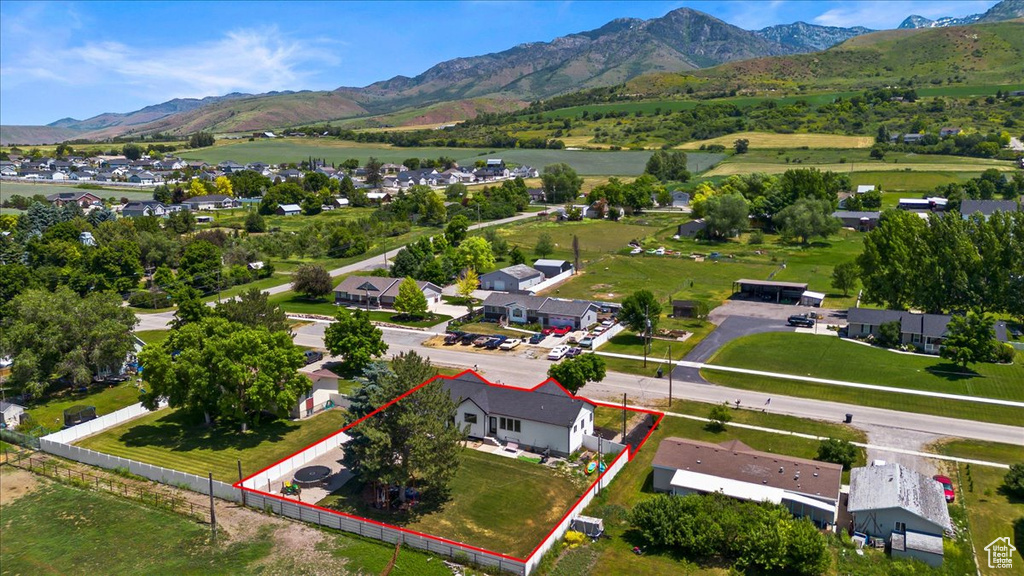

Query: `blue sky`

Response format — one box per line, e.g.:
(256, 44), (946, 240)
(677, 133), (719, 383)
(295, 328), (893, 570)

(0, 1), (999, 125)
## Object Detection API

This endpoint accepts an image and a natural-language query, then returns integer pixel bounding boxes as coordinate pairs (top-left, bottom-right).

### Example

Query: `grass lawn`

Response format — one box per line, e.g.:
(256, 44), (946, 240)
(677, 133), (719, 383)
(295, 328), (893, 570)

(932, 438), (1024, 467)
(702, 370), (1024, 427)
(538, 410), (865, 575)
(135, 329), (170, 346)
(708, 333), (1024, 402)
(598, 318), (714, 361)
(23, 383), (142, 433)
(0, 181), (156, 202)
(0, 470), (460, 576)
(318, 448), (586, 558)
(76, 408), (348, 482)
(200, 273), (293, 303)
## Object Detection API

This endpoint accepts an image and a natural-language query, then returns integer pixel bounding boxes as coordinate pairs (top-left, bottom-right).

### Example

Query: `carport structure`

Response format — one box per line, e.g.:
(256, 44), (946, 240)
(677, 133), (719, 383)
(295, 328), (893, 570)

(732, 279), (807, 304)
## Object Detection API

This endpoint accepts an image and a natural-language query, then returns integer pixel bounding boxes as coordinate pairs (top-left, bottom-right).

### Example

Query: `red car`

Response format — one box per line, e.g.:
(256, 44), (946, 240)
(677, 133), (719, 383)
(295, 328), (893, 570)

(933, 475), (955, 503)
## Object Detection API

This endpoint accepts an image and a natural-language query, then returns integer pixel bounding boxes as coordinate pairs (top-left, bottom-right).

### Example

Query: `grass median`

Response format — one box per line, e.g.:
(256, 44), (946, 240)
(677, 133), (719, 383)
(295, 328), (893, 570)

(701, 369), (1024, 427)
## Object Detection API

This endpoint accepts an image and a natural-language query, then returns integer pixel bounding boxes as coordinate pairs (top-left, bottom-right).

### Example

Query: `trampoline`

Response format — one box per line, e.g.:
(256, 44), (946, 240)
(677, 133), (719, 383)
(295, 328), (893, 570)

(293, 465), (331, 488)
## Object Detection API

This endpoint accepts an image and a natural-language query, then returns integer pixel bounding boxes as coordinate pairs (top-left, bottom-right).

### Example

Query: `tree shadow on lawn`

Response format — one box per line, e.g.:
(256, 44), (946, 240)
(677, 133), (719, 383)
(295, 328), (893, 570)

(924, 362), (983, 382)
(116, 410), (294, 452)
(1015, 517), (1024, 563)
(321, 478), (451, 526)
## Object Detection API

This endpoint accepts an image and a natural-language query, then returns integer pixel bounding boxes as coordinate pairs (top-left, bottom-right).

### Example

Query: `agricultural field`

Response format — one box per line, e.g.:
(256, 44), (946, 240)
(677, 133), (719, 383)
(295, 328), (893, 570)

(677, 131), (875, 150)
(319, 448), (587, 558)
(704, 148), (1017, 177)
(0, 181), (156, 202)
(180, 138), (724, 175)
(76, 408), (349, 482)
(207, 205), (379, 232)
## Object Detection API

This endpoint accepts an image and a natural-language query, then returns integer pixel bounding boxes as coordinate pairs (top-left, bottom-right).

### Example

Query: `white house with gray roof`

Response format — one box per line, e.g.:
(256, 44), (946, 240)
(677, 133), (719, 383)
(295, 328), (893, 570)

(846, 307), (1008, 355)
(482, 293), (599, 329)
(479, 264), (544, 292)
(848, 463), (951, 566)
(442, 372), (594, 456)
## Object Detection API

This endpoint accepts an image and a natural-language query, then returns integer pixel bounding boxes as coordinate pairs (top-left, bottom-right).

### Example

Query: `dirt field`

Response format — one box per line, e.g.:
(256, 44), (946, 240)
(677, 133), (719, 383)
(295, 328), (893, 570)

(0, 467), (40, 505)
(704, 161), (1017, 177)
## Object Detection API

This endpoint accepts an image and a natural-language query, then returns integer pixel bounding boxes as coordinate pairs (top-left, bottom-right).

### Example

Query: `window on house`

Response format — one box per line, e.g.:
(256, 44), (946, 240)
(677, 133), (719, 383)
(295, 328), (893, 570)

(894, 521), (906, 533)
(464, 413), (477, 424)
(499, 417), (521, 432)
(573, 424), (577, 432)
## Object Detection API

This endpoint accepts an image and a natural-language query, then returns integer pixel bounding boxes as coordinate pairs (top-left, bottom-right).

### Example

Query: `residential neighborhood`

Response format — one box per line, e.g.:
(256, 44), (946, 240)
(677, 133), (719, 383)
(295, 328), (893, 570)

(2, 1), (1024, 575)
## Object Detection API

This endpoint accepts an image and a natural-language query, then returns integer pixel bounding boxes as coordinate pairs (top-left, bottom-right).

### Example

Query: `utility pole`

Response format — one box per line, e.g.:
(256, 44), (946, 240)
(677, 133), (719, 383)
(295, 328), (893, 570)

(621, 393), (627, 440)
(237, 460), (245, 507)
(208, 472), (217, 544)
(668, 343), (673, 407)
(643, 303), (651, 368)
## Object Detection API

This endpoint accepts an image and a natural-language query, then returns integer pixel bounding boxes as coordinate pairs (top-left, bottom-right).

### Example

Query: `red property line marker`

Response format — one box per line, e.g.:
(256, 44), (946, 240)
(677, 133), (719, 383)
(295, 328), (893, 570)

(233, 368), (665, 563)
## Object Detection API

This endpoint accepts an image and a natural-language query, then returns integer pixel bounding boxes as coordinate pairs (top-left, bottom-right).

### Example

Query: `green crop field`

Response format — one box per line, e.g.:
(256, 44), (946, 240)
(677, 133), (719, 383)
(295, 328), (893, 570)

(180, 138), (724, 175)
(76, 408), (349, 482)
(708, 333), (1024, 402)
(319, 448), (586, 558)
(537, 91), (862, 120)
(847, 170), (981, 192)
(0, 181), (155, 201)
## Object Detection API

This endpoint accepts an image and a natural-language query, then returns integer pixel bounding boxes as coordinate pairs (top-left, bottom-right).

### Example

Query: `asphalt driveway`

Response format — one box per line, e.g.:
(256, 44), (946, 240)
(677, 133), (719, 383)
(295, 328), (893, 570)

(671, 315), (794, 383)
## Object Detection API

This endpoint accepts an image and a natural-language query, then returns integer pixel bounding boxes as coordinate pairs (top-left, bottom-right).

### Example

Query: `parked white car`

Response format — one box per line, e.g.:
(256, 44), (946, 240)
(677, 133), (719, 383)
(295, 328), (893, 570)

(654, 247), (665, 255)
(630, 247), (642, 254)
(499, 338), (521, 350)
(547, 345), (570, 360)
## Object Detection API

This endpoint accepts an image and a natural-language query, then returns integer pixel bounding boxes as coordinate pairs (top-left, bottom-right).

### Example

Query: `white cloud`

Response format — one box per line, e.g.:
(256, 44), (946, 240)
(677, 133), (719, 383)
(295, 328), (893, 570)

(1, 27), (337, 101)
(813, 1), (996, 29)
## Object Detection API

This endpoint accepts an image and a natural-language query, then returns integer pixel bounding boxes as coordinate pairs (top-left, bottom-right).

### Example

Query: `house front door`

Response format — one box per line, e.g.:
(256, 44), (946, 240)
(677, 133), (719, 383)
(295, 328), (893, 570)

(489, 417), (497, 435)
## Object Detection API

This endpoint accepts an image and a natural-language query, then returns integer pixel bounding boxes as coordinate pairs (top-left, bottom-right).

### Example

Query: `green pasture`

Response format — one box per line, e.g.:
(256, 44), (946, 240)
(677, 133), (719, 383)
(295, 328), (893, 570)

(0, 181), (155, 202)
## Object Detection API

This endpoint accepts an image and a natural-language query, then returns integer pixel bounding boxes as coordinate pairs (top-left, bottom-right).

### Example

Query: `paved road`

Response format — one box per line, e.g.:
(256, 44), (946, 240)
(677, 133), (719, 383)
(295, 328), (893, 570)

(134, 211), (539, 329)
(289, 322), (1024, 446)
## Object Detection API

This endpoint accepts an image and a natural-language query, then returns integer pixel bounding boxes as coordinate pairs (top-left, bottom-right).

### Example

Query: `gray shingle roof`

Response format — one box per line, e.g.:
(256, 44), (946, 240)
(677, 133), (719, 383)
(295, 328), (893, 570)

(832, 211), (881, 220)
(486, 264), (543, 281)
(960, 199), (1020, 217)
(442, 372), (589, 427)
(848, 464), (951, 531)
(481, 293), (599, 318)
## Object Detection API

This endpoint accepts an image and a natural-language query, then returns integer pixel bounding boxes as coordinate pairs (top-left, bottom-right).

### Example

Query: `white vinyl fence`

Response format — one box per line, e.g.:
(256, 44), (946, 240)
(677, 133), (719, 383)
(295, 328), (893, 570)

(526, 269), (575, 295)
(581, 434), (627, 456)
(42, 400), (166, 445)
(588, 322), (624, 349)
(241, 430), (351, 491)
(523, 449), (629, 574)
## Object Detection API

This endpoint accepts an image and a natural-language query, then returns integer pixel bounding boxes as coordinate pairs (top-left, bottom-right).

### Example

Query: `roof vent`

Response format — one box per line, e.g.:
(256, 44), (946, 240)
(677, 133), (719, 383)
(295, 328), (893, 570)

(813, 472), (819, 477)
(779, 467), (784, 473)
(696, 460), (701, 464)
(763, 480), (768, 484)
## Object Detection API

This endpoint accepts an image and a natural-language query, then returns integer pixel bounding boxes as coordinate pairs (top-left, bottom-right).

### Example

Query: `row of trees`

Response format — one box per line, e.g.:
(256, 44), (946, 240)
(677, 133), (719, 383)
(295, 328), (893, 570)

(629, 493), (829, 575)
(858, 209), (1024, 317)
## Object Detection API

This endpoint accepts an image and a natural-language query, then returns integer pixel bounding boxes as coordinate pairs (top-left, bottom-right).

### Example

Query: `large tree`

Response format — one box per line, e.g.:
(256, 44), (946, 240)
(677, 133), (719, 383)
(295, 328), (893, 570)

(292, 264), (333, 300)
(455, 236), (495, 272)
(547, 354), (606, 394)
(393, 276), (428, 318)
(704, 193), (749, 239)
(444, 215), (470, 245)
(2, 287), (138, 395)
(324, 309), (388, 373)
(619, 290), (662, 337)
(343, 351), (464, 507)
(830, 261), (858, 297)
(541, 163), (583, 204)
(364, 157), (383, 188)
(215, 287), (290, 333)
(179, 239), (222, 291)
(774, 198), (841, 244)
(534, 232), (554, 258)
(139, 317), (309, 431)
(940, 311), (997, 367)
(857, 210), (928, 310)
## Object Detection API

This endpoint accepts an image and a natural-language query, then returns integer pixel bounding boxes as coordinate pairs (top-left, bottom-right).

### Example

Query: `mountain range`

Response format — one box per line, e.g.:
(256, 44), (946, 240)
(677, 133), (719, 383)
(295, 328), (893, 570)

(899, 0), (1023, 28)
(2, 1), (1022, 145)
